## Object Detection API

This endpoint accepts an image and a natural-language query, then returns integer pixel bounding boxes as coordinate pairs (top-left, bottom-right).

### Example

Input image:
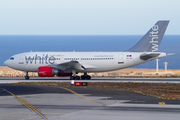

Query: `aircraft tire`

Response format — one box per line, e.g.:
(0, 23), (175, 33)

(25, 76), (29, 80)
(81, 75), (86, 80)
(76, 76), (80, 80)
(86, 75), (91, 80)
(70, 76), (74, 80)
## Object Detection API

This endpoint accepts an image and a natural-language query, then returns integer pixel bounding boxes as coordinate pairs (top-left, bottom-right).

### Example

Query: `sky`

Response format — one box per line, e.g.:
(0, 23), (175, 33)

(0, 0), (179, 35)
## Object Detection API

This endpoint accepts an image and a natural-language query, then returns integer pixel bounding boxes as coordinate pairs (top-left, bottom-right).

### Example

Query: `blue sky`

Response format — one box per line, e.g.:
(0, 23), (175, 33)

(0, 0), (179, 35)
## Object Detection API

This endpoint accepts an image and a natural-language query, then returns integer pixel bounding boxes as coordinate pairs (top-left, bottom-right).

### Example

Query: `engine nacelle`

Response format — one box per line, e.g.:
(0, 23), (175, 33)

(38, 66), (61, 77)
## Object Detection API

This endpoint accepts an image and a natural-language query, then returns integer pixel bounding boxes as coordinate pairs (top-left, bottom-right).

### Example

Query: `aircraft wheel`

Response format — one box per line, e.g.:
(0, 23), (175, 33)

(70, 76), (75, 80)
(25, 76), (29, 80)
(76, 76), (80, 80)
(81, 75), (91, 80)
(81, 75), (86, 80)
(86, 75), (91, 80)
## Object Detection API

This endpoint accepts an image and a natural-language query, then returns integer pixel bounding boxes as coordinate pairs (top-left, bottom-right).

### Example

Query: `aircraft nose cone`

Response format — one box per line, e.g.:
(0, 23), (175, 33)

(4, 60), (9, 66)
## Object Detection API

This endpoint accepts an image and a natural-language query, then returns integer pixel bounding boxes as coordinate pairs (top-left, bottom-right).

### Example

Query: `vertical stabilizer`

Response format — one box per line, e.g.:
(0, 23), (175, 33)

(127, 21), (169, 52)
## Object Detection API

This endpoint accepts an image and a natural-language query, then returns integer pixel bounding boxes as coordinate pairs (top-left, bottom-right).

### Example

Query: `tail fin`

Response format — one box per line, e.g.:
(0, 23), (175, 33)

(127, 20), (169, 52)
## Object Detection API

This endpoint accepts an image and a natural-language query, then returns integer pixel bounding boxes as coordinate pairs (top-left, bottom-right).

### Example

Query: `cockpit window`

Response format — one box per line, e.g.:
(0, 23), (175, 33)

(10, 57), (14, 60)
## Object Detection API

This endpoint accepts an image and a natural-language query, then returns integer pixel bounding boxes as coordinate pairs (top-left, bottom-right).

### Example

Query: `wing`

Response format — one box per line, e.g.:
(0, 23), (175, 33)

(49, 61), (97, 71)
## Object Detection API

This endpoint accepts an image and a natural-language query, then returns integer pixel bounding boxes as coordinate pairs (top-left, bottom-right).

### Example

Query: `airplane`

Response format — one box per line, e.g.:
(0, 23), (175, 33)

(4, 20), (169, 80)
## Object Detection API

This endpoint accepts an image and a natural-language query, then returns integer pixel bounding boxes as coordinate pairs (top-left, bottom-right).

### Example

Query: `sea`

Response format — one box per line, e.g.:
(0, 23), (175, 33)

(0, 35), (179, 69)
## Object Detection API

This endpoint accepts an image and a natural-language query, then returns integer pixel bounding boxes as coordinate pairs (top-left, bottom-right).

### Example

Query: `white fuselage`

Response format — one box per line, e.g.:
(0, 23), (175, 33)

(4, 51), (166, 73)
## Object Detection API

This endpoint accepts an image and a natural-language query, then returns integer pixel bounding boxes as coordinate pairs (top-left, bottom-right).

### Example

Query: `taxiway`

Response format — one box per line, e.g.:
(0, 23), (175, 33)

(0, 81), (180, 120)
(0, 77), (180, 84)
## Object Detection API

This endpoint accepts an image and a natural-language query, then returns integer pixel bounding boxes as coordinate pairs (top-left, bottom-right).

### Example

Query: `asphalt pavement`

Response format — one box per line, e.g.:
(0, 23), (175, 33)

(0, 84), (180, 120)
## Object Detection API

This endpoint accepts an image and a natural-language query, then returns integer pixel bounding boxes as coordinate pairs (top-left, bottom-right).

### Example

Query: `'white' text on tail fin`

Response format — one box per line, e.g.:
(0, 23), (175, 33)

(150, 25), (159, 52)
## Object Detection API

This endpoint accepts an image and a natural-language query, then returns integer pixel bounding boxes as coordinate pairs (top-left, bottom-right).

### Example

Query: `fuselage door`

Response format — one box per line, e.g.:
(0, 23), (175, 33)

(118, 54), (124, 64)
(19, 55), (24, 64)
(61, 55), (64, 63)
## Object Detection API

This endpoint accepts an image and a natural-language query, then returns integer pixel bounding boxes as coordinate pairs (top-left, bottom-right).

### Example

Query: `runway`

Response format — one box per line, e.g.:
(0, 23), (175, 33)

(0, 77), (180, 84)
(0, 82), (180, 120)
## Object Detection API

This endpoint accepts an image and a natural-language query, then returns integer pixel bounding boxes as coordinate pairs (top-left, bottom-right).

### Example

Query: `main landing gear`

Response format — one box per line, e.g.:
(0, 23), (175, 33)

(25, 72), (29, 80)
(70, 76), (80, 80)
(81, 72), (91, 80)
(70, 71), (91, 80)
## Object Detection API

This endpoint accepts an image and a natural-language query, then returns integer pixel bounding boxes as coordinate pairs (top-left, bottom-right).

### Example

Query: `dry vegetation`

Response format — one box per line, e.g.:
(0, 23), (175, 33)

(86, 82), (180, 100)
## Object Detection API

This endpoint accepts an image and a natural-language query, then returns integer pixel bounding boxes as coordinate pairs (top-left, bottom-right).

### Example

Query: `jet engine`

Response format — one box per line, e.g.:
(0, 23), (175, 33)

(38, 66), (62, 77)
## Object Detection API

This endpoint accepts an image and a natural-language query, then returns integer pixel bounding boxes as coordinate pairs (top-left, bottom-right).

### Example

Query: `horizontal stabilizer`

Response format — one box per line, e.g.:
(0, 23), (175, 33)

(140, 53), (160, 60)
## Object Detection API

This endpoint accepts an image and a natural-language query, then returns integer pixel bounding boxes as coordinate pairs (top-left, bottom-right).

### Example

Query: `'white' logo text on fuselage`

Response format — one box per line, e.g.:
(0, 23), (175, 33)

(25, 54), (55, 64)
(149, 25), (159, 52)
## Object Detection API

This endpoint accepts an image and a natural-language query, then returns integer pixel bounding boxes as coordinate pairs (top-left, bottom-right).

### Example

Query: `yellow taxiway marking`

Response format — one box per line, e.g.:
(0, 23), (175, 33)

(29, 97), (37, 98)
(59, 87), (98, 102)
(19, 96), (82, 99)
(59, 87), (146, 104)
(159, 101), (166, 105)
(125, 100), (146, 103)
(0, 88), (47, 120)
(98, 100), (128, 103)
